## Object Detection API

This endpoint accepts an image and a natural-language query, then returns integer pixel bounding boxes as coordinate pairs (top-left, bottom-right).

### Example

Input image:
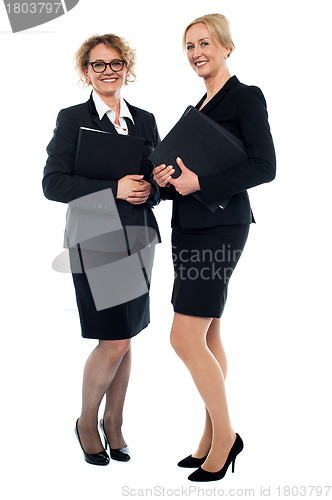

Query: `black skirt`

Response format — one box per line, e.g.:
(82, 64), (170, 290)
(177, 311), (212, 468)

(69, 214), (157, 341)
(72, 272), (150, 340)
(171, 224), (250, 318)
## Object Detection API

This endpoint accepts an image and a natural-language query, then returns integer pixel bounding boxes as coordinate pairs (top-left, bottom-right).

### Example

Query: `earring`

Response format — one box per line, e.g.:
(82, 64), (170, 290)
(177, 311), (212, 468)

(225, 53), (229, 59)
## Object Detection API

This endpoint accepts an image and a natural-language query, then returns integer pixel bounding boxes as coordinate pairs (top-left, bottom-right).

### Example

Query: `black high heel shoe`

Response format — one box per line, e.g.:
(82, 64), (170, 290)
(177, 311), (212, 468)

(188, 433), (243, 482)
(75, 419), (110, 466)
(99, 419), (130, 462)
(178, 454), (208, 468)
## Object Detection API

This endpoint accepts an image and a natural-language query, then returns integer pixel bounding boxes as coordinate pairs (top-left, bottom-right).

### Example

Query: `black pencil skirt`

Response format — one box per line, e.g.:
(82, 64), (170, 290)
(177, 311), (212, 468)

(72, 273), (150, 341)
(171, 224), (250, 318)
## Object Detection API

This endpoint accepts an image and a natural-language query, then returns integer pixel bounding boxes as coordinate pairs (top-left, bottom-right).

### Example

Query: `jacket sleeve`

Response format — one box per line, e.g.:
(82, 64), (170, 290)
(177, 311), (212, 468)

(146, 112), (162, 206)
(198, 86), (276, 204)
(159, 185), (176, 200)
(42, 108), (118, 203)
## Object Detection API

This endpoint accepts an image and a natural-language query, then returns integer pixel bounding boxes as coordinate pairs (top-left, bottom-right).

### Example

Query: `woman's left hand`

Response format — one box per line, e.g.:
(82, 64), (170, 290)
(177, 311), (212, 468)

(127, 180), (152, 205)
(169, 157), (200, 196)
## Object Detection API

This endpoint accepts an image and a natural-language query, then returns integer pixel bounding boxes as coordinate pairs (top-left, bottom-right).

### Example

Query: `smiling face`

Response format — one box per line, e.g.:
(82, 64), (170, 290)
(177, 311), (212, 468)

(185, 23), (230, 81)
(83, 43), (127, 101)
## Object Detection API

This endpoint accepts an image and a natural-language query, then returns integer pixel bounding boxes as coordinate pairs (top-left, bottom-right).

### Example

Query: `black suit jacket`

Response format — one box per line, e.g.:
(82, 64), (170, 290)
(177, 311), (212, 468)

(162, 76), (276, 228)
(42, 94), (160, 237)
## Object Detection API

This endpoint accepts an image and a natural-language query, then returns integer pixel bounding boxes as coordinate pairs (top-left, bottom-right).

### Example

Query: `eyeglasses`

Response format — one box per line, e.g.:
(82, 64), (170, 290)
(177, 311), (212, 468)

(89, 59), (126, 73)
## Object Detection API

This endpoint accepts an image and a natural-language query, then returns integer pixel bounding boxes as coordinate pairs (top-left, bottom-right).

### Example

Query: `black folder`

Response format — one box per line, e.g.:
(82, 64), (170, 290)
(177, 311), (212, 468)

(149, 106), (247, 211)
(74, 127), (145, 180)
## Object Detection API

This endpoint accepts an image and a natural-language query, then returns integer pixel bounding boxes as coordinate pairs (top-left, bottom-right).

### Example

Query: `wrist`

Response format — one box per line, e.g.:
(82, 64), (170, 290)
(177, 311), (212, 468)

(195, 174), (201, 191)
(116, 180), (123, 200)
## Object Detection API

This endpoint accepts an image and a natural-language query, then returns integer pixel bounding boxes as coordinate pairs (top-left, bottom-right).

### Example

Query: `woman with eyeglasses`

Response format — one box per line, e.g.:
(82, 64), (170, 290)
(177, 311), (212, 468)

(153, 14), (276, 482)
(42, 34), (160, 466)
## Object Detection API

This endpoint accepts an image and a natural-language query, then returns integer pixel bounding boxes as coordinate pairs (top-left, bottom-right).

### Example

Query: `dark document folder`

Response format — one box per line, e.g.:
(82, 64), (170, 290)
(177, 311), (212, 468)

(149, 106), (247, 211)
(74, 127), (145, 180)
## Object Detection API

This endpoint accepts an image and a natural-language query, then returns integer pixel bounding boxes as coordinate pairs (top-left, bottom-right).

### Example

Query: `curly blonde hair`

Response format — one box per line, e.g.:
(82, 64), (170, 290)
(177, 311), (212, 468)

(183, 13), (235, 57)
(74, 33), (137, 86)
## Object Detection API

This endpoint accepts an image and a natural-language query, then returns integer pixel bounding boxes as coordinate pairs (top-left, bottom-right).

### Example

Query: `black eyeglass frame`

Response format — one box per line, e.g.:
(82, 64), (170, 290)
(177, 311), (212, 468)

(89, 60), (126, 73)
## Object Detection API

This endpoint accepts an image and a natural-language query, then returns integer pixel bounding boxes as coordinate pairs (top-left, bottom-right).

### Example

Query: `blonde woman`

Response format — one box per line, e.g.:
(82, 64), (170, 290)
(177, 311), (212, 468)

(43, 34), (160, 465)
(154, 14), (276, 481)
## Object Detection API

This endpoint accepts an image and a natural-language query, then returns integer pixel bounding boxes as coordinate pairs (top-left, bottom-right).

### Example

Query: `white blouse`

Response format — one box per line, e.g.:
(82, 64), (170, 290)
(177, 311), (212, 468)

(92, 90), (134, 135)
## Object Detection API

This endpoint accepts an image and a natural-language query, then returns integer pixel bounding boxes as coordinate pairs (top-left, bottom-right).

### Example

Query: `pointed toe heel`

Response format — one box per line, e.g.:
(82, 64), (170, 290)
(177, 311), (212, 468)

(99, 419), (131, 462)
(110, 447), (131, 461)
(188, 433), (243, 482)
(178, 454), (208, 468)
(75, 419), (110, 466)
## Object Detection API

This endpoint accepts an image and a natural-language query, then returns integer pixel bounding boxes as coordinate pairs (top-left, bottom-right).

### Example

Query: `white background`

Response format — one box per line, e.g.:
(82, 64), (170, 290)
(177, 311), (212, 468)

(0, 0), (331, 498)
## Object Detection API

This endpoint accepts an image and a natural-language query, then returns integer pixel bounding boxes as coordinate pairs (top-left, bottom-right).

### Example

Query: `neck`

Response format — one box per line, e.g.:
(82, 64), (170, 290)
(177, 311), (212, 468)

(204, 68), (231, 102)
(96, 89), (122, 114)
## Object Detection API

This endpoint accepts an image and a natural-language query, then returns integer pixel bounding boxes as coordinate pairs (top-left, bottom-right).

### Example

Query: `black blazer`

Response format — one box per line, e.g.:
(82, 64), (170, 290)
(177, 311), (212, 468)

(42, 94), (160, 237)
(162, 76), (276, 229)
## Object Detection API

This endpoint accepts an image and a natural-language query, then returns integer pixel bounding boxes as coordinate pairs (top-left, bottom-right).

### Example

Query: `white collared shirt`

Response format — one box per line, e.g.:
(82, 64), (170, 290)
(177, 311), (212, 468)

(92, 90), (134, 135)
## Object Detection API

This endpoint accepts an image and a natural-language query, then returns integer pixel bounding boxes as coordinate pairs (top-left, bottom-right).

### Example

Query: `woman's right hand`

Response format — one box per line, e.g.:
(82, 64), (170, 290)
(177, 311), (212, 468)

(117, 174), (144, 200)
(153, 164), (175, 187)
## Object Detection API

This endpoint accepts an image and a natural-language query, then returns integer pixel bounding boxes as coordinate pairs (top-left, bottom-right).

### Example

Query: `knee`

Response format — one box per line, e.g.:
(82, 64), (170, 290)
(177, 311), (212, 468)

(170, 330), (189, 361)
(99, 339), (131, 362)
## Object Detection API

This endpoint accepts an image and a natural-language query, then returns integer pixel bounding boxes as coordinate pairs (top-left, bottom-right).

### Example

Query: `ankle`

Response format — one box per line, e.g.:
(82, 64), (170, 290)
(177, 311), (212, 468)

(222, 431), (237, 448)
(207, 432), (236, 459)
(78, 416), (98, 432)
(103, 415), (123, 431)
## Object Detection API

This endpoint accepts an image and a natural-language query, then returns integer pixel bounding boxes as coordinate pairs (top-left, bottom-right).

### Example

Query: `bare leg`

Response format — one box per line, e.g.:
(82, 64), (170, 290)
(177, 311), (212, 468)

(102, 347), (131, 449)
(192, 407), (213, 459)
(171, 313), (236, 473)
(77, 339), (131, 454)
(206, 319), (228, 378)
(193, 318), (228, 458)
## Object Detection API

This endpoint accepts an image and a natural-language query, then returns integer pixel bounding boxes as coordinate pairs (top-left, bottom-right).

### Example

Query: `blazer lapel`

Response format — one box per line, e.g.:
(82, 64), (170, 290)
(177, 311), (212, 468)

(124, 100), (144, 138)
(197, 75), (240, 115)
(97, 115), (118, 134)
(87, 95), (142, 137)
(124, 116), (135, 136)
(87, 94), (118, 134)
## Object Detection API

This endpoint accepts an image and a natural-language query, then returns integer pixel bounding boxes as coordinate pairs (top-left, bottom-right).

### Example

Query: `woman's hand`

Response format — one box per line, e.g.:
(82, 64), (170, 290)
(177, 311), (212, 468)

(169, 157), (200, 196)
(127, 180), (152, 205)
(153, 164), (175, 187)
(117, 174), (145, 201)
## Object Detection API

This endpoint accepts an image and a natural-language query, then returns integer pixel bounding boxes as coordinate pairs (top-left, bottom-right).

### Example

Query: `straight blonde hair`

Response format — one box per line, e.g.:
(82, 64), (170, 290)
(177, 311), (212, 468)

(183, 13), (235, 57)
